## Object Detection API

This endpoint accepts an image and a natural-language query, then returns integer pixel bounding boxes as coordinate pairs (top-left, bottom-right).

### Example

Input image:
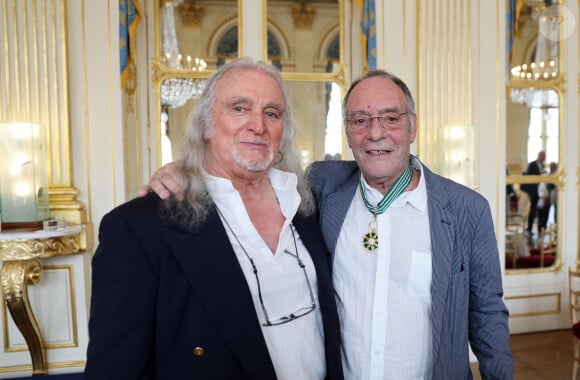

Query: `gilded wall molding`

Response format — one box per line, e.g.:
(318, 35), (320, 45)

(178, 1), (206, 26)
(292, 3), (316, 29)
(504, 292), (561, 317)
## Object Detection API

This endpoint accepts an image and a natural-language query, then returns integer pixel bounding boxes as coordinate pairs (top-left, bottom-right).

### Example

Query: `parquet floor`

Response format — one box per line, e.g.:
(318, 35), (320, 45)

(471, 329), (575, 379)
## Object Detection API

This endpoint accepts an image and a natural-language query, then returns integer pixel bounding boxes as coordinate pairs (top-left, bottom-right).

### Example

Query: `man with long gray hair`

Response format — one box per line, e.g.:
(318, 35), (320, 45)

(86, 57), (343, 379)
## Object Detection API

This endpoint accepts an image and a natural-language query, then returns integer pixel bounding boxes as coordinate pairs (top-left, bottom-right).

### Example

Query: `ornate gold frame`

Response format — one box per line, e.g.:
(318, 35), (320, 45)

(504, 1), (567, 274)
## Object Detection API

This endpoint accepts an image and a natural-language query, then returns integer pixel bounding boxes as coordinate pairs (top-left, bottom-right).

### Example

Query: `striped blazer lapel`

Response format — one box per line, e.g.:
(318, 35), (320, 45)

(423, 167), (455, 366)
(319, 172), (359, 256)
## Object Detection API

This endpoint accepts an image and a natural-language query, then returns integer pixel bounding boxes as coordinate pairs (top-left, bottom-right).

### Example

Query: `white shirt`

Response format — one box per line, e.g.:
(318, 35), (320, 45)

(205, 168), (326, 380)
(334, 159), (433, 379)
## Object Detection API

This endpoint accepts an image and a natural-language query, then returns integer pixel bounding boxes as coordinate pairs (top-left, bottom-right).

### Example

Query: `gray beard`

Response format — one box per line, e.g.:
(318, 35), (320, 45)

(232, 149), (274, 172)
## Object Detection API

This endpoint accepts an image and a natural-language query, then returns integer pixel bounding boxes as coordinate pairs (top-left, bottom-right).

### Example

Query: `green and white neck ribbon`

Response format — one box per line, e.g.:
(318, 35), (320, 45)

(359, 164), (413, 253)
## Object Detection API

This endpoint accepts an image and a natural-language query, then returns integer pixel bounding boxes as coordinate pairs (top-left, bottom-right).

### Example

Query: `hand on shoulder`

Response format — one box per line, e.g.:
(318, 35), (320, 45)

(139, 160), (186, 200)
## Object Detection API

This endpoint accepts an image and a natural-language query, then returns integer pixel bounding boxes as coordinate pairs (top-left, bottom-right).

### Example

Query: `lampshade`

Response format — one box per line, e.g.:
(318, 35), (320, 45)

(0, 122), (50, 229)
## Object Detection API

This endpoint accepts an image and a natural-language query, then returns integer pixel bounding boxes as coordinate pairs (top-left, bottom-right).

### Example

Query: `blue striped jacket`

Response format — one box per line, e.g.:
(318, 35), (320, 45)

(307, 159), (513, 380)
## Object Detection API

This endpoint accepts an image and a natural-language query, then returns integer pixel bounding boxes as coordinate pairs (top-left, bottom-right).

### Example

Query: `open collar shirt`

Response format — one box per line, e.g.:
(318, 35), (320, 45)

(205, 168), (325, 380)
(334, 158), (433, 379)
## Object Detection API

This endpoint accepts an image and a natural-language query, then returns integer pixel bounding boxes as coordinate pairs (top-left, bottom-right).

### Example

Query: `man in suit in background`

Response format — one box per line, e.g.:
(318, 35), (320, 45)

(522, 150), (546, 235)
(145, 69), (513, 379)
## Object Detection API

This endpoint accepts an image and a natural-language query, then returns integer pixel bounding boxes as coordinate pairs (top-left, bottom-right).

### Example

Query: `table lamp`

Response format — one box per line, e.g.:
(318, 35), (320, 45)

(0, 122), (50, 230)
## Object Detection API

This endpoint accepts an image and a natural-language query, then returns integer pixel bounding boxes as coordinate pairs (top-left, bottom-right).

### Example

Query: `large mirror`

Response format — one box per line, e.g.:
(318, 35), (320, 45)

(285, 80), (344, 166)
(266, 0), (341, 75)
(153, 0), (346, 167)
(505, 0), (564, 272)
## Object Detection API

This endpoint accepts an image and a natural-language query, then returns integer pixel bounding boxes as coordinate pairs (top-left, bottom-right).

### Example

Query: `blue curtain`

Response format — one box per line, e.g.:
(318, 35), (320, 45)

(507, 0), (525, 65)
(119, 0), (142, 89)
(358, 0), (376, 70)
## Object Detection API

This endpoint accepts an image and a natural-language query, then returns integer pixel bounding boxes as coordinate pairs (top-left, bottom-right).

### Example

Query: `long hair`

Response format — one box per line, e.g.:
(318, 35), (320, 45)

(167, 57), (315, 227)
(342, 70), (416, 132)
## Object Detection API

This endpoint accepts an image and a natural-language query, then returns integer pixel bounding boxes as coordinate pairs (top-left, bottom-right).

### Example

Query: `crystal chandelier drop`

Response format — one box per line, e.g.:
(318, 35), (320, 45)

(509, 86), (558, 109)
(509, 5), (559, 109)
(160, 1), (206, 108)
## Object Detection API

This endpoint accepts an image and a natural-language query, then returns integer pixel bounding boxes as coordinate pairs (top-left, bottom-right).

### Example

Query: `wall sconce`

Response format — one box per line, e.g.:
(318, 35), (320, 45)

(0, 122), (50, 230)
(437, 125), (476, 187)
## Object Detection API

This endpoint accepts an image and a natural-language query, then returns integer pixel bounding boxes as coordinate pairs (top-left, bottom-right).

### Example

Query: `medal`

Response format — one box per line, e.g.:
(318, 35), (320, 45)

(359, 159), (414, 253)
(362, 212), (379, 252)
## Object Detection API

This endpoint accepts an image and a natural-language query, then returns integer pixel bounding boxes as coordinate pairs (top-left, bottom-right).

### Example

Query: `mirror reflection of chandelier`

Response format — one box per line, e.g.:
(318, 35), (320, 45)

(509, 86), (558, 108)
(510, 59), (557, 81)
(160, 0), (206, 108)
(509, 3), (559, 109)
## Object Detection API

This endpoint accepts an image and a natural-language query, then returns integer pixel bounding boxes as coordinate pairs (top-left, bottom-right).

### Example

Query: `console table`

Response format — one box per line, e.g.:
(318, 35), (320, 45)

(0, 225), (86, 375)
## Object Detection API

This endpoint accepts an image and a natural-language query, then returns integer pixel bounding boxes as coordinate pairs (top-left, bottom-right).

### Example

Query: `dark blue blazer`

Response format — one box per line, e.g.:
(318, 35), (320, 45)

(307, 159), (514, 380)
(85, 194), (343, 380)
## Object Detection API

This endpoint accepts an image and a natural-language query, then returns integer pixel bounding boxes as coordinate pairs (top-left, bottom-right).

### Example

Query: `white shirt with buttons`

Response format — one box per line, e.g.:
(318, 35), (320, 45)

(206, 168), (326, 380)
(334, 159), (433, 379)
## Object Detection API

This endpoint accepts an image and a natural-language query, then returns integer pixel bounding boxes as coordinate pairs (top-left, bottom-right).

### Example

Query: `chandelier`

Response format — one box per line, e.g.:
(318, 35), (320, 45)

(509, 57), (558, 109)
(510, 59), (558, 81)
(509, 86), (558, 109)
(160, 55), (207, 109)
(509, 3), (559, 109)
(160, 0), (206, 108)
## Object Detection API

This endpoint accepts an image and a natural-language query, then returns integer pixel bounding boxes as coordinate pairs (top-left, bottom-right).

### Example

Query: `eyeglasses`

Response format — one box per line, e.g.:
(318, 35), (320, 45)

(253, 247), (317, 326)
(251, 224), (316, 326)
(217, 207), (317, 327)
(345, 112), (410, 133)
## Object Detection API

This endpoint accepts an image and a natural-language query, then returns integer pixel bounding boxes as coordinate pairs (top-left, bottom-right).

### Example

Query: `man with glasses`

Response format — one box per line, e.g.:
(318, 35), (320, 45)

(145, 70), (513, 378)
(85, 58), (343, 379)
(307, 70), (512, 379)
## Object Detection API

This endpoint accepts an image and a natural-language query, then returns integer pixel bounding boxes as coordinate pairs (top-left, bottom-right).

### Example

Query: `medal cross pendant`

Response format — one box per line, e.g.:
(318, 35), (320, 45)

(362, 210), (379, 253)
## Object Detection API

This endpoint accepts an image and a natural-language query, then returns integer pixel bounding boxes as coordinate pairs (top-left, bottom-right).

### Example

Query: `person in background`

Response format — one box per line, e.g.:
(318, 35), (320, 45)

(506, 167), (518, 215)
(547, 161), (558, 224)
(144, 69), (513, 379)
(86, 57), (343, 379)
(521, 150), (546, 236)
